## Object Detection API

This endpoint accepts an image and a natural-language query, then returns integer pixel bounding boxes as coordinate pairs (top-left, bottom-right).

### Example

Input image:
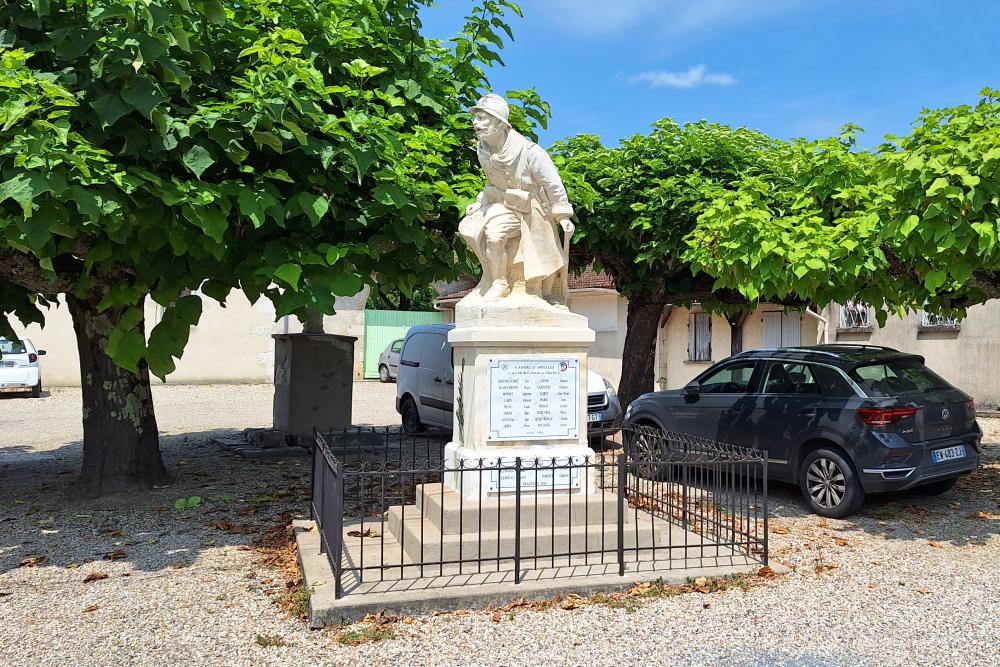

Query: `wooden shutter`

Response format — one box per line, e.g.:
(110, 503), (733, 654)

(762, 312), (782, 348)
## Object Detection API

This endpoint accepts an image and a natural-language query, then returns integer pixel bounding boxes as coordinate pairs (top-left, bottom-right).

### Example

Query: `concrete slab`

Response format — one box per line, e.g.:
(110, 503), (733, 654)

(294, 519), (763, 627)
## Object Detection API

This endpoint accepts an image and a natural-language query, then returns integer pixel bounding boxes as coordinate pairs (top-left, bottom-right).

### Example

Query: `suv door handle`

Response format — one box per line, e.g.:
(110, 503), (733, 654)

(446, 379), (454, 386)
(434, 376), (443, 383)
(798, 408), (817, 417)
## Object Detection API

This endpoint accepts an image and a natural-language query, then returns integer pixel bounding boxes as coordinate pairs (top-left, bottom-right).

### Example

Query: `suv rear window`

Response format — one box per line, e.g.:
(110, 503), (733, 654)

(850, 359), (952, 396)
(0, 339), (27, 354)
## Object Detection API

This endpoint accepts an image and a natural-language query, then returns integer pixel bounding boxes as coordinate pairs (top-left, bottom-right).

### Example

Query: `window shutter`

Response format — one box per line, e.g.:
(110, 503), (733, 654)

(696, 313), (711, 361)
(762, 312), (782, 348)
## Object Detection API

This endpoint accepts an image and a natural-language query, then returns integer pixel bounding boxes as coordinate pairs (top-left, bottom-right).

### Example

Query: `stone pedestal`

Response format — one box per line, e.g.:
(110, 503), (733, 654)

(443, 301), (597, 499)
(272, 333), (356, 436)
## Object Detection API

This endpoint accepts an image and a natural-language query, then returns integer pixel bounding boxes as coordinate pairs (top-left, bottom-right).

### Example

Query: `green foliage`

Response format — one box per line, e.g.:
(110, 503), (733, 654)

(174, 495), (202, 510)
(554, 120), (786, 302)
(366, 284), (438, 311)
(0, 0), (534, 378)
(684, 90), (1000, 317)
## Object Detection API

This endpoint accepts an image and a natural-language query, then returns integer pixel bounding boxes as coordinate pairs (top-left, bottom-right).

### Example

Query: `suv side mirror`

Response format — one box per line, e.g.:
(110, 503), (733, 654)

(683, 381), (700, 397)
(37, 350), (46, 356)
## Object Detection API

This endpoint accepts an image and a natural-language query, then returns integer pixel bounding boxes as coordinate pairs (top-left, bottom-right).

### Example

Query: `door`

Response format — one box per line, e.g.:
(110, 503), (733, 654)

(762, 311), (801, 348)
(747, 361), (829, 474)
(671, 361), (760, 443)
(417, 333), (453, 428)
(388, 339), (403, 375)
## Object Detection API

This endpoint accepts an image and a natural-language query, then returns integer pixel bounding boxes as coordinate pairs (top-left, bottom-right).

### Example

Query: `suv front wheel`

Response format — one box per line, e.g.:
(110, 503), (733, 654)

(799, 448), (865, 518)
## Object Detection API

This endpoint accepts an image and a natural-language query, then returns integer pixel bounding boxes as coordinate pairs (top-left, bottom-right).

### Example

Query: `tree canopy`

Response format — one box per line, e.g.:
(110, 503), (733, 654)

(684, 89), (1000, 322)
(0, 0), (534, 494)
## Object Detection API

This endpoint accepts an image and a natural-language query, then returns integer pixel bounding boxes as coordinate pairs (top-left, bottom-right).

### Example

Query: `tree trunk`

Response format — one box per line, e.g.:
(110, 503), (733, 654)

(67, 294), (169, 497)
(618, 291), (670, 409)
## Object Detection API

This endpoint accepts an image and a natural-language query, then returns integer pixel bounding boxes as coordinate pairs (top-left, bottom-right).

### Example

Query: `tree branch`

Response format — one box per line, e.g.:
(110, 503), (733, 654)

(0, 249), (75, 294)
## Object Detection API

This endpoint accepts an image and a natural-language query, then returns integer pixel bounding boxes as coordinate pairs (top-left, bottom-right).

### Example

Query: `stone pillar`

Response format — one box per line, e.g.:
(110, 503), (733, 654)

(272, 333), (356, 437)
(442, 302), (597, 499)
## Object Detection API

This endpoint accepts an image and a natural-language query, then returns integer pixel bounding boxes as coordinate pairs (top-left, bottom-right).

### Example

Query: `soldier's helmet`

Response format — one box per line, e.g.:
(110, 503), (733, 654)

(470, 93), (511, 127)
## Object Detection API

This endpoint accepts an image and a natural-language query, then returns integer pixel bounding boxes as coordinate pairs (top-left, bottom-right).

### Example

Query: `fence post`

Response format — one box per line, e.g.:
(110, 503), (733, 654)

(333, 457), (345, 599)
(617, 453), (626, 577)
(309, 429), (317, 521)
(762, 453), (769, 567)
(514, 457), (522, 585)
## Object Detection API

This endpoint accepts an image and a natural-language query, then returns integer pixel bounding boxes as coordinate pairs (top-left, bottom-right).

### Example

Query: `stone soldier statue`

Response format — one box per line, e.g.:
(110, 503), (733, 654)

(458, 93), (575, 305)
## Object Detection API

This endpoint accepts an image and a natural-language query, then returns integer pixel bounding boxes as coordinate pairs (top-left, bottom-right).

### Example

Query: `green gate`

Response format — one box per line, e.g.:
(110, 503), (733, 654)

(362, 309), (446, 379)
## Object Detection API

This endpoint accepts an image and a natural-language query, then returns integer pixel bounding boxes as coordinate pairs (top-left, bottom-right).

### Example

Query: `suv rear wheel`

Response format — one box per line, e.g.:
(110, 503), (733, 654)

(799, 448), (865, 518)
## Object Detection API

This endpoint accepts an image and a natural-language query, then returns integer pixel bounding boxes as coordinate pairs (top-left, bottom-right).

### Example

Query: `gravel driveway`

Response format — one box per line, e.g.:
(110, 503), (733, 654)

(1, 385), (998, 666)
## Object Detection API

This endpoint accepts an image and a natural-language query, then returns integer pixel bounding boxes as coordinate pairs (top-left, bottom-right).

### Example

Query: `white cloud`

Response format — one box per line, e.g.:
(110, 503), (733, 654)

(630, 65), (737, 89)
(540, 0), (801, 37)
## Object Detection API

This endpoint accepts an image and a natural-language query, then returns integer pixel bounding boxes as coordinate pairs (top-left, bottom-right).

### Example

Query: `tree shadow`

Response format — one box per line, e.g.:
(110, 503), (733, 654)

(764, 452), (1000, 548)
(0, 390), (51, 400)
(0, 428), (311, 577)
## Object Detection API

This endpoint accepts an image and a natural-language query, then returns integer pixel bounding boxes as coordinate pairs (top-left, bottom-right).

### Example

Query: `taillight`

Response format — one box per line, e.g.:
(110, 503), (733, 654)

(856, 407), (919, 426)
(28, 353), (37, 363)
(965, 398), (976, 417)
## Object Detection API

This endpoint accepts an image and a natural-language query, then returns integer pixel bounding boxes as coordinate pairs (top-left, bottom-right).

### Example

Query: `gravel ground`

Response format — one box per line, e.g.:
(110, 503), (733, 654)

(1, 385), (998, 666)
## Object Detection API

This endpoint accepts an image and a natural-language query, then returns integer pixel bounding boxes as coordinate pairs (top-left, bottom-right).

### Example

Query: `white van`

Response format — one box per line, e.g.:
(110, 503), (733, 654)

(395, 323), (621, 433)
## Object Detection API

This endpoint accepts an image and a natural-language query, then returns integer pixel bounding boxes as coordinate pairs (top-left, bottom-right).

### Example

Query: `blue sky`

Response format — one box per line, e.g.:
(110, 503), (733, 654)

(421, 0), (1000, 147)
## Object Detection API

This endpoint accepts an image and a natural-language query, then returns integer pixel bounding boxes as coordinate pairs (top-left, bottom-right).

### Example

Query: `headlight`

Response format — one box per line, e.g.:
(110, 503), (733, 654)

(604, 378), (617, 397)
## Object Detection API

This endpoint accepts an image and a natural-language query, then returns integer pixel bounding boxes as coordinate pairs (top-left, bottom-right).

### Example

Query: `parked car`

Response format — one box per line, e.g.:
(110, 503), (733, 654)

(377, 338), (404, 383)
(395, 323), (621, 434)
(0, 337), (46, 398)
(622, 345), (982, 518)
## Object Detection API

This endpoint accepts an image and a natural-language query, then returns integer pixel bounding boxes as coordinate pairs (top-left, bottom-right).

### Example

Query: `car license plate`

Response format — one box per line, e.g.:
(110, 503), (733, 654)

(587, 412), (601, 423)
(0, 361), (14, 368)
(931, 444), (966, 463)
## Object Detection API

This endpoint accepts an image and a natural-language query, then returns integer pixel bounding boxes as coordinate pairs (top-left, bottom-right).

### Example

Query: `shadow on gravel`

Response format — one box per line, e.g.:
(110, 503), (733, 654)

(0, 428), (311, 576)
(762, 443), (1000, 549)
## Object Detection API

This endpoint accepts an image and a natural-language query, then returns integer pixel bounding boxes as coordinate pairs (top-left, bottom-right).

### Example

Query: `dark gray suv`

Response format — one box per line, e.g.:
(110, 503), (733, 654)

(623, 345), (982, 517)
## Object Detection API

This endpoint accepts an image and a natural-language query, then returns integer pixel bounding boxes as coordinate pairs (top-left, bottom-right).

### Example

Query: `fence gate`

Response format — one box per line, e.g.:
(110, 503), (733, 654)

(362, 309), (445, 379)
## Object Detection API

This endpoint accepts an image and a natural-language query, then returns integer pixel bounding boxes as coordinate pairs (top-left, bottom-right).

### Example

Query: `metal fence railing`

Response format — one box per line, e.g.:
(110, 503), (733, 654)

(310, 425), (768, 598)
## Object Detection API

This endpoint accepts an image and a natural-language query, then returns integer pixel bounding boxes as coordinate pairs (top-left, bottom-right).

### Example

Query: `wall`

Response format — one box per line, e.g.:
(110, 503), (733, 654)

(656, 305), (820, 391)
(19, 287), (369, 386)
(831, 300), (1000, 406)
(568, 290), (626, 390)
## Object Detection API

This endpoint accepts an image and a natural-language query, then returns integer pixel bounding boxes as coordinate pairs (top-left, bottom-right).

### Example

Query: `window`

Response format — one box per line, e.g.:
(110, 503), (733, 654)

(699, 362), (756, 394)
(399, 334), (426, 366)
(390, 339), (403, 353)
(812, 365), (857, 398)
(688, 312), (712, 361)
(0, 339), (27, 355)
(850, 359), (952, 396)
(918, 311), (961, 330)
(762, 311), (801, 347)
(839, 300), (873, 329)
(762, 362), (820, 395)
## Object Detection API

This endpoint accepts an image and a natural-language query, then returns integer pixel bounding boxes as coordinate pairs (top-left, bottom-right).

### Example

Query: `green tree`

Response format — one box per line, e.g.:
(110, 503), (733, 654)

(0, 0), (537, 496)
(684, 89), (1000, 323)
(366, 284), (438, 311)
(553, 121), (790, 407)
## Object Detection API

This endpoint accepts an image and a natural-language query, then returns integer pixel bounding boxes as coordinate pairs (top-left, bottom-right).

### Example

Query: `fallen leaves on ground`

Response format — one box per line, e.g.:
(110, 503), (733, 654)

(82, 604), (99, 613)
(212, 519), (254, 534)
(929, 540), (945, 548)
(770, 523), (790, 535)
(834, 538), (851, 547)
(106, 549), (127, 560)
(252, 513), (310, 621)
(974, 511), (1000, 520)
(346, 527), (381, 538)
(83, 572), (109, 583)
(18, 555), (47, 568)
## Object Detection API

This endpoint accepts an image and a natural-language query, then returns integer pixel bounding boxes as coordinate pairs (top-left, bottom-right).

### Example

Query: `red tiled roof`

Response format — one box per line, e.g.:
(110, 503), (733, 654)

(436, 264), (616, 302)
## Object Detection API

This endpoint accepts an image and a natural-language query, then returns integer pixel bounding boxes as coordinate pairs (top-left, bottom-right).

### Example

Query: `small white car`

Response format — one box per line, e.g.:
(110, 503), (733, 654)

(377, 338), (404, 383)
(395, 324), (621, 433)
(0, 337), (46, 398)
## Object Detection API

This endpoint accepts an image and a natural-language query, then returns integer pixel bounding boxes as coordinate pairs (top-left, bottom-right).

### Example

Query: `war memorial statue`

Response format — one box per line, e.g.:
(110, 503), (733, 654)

(458, 93), (576, 308)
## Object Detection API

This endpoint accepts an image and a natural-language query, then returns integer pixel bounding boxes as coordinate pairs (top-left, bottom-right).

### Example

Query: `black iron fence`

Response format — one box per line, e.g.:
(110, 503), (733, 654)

(310, 425), (768, 598)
